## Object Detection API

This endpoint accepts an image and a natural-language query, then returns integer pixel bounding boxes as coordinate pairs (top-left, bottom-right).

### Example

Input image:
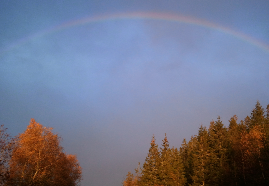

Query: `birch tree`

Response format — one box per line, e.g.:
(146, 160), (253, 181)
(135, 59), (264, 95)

(7, 119), (82, 186)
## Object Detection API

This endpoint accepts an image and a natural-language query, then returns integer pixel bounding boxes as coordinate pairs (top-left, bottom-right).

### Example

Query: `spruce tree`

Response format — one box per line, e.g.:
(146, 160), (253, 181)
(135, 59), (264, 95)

(159, 134), (186, 186)
(249, 101), (265, 129)
(227, 115), (242, 185)
(180, 137), (195, 186)
(159, 134), (170, 185)
(140, 135), (161, 186)
(207, 118), (228, 186)
(191, 126), (209, 186)
(169, 147), (186, 186)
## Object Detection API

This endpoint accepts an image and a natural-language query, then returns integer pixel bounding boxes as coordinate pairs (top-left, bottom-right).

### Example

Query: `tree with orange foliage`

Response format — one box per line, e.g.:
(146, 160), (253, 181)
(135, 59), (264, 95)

(7, 119), (82, 186)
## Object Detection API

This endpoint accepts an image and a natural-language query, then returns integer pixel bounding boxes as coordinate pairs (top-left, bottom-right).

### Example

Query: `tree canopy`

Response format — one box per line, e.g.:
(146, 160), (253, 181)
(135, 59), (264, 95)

(0, 119), (82, 186)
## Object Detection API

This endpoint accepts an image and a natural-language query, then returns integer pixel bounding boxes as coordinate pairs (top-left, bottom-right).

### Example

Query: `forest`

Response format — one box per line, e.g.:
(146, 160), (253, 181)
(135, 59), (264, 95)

(0, 119), (82, 186)
(123, 101), (269, 186)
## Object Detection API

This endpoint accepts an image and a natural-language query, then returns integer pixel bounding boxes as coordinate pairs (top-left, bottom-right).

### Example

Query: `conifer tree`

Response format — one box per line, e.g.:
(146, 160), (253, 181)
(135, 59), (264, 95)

(159, 134), (185, 186)
(139, 135), (161, 186)
(159, 134), (170, 185)
(207, 118), (228, 185)
(227, 115), (242, 185)
(249, 101), (265, 129)
(191, 126), (209, 186)
(169, 147), (186, 186)
(247, 102), (269, 184)
(180, 137), (195, 186)
(235, 119), (249, 185)
(239, 124), (265, 184)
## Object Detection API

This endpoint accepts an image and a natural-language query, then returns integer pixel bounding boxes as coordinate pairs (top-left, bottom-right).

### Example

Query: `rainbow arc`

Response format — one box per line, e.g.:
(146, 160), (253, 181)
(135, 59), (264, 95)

(1, 12), (269, 55)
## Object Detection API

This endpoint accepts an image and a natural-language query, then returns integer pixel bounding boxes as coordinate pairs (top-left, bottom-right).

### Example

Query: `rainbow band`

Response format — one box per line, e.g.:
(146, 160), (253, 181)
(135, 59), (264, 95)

(1, 12), (269, 55)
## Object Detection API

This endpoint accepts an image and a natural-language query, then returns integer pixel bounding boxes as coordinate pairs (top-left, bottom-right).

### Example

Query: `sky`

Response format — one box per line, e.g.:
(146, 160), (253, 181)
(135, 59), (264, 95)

(1, 0), (269, 185)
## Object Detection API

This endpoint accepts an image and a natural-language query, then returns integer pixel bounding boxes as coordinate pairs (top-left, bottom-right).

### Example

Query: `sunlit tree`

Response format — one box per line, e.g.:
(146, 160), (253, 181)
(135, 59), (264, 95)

(7, 119), (82, 186)
(191, 126), (210, 186)
(207, 118), (229, 185)
(139, 135), (161, 186)
(159, 134), (185, 186)
(249, 101), (265, 129)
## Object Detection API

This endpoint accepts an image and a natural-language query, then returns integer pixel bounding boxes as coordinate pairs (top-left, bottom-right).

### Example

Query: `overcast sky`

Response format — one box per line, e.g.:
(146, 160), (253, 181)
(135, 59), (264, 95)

(1, 1), (269, 186)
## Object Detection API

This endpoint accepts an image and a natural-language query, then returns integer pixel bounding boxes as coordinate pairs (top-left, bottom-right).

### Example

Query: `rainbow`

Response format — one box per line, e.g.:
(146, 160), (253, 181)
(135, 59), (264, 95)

(1, 12), (269, 55)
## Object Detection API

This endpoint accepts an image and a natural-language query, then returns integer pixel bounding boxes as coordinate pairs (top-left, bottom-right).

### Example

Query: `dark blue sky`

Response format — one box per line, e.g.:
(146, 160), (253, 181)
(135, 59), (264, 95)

(1, 1), (269, 185)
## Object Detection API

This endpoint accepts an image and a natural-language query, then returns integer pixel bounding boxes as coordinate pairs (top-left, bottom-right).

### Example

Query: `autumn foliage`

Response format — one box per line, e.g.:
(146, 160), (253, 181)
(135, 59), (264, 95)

(0, 119), (82, 186)
(123, 101), (269, 186)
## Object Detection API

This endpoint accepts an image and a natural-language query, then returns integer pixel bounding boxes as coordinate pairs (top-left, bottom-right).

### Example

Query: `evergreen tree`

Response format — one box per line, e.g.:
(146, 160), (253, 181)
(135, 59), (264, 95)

(180, 137), (195, 186)
(159, 134), (170, 185)
(207, 118), (228, 186)
(248, 102), (269, 184)
(159, 134), (185, 186)
(169, 147), (186, 186)
(249, 101), (265, 129)
(191, 126), (209, 186)
(139, 135), (161, 186)
(239, 124), (266, 185)
(227, 115), (243, 185)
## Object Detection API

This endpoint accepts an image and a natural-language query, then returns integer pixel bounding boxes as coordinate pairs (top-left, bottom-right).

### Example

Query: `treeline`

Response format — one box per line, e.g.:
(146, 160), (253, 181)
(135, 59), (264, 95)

(123, 101), (269, 186)
(0, 119), (82, 186)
